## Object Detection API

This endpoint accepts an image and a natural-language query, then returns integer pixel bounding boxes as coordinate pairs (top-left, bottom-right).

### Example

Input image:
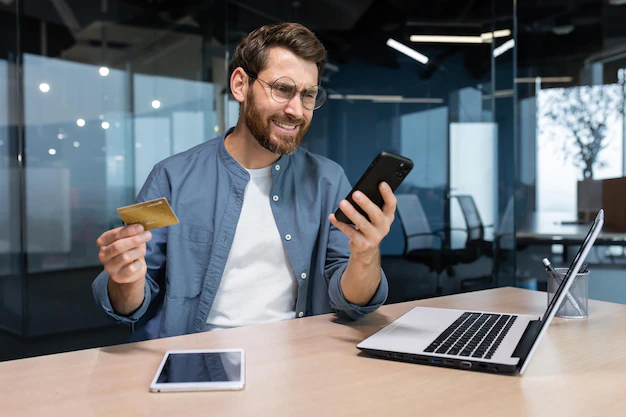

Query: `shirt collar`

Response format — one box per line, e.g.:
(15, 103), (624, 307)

(218, 127), (292, 179)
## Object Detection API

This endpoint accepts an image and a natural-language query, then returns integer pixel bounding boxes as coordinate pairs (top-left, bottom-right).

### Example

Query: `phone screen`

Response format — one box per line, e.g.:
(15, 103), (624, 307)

(156, 352), (243, 383)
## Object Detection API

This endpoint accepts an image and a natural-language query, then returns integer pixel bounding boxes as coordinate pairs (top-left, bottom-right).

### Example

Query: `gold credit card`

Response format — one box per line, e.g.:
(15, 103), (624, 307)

(117, 197), (180, 231)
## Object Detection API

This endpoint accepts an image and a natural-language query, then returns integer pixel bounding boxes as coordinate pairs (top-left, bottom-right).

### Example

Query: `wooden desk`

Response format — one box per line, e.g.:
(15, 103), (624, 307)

(2, 287), (625, 417)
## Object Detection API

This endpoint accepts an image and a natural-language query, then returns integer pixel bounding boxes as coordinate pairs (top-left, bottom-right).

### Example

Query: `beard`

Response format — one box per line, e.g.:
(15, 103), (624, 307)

(244, 89), (310, 155)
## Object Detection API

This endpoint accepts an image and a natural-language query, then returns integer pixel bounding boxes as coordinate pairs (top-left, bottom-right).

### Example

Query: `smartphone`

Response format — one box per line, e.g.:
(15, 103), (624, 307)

(335, 151), (414, 224)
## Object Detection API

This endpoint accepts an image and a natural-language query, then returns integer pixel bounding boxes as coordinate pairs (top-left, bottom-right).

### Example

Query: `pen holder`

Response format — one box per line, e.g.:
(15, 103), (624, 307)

(547, 268), (589, 318)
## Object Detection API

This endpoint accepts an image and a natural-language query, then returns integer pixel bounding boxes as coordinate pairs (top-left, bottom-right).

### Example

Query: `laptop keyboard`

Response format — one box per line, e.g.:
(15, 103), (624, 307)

(423, 312), (517, 359)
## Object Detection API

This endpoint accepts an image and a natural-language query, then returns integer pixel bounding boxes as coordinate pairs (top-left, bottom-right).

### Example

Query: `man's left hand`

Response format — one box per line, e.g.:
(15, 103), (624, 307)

(328, 182), (397, 257)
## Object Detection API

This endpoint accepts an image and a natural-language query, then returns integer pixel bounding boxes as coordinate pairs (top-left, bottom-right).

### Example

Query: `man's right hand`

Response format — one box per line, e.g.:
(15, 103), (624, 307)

(97, 224), (152, 315)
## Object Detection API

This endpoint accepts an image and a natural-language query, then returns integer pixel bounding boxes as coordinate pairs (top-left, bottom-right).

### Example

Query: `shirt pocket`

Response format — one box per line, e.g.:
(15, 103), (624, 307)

(166, 223), (212, 298)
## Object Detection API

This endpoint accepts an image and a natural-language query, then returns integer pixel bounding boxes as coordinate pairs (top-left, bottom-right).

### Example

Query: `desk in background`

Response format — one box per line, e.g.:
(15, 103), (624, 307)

(516, 211), (626, 245)
(1, 287), (625, 417)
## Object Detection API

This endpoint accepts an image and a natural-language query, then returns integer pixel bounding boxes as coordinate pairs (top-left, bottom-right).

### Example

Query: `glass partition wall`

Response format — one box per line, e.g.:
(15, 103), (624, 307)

(224, 0), (516, 299)
(0, 0), (517, 350)
(516, 0), (626, 300)
(0, 0), (24, 336)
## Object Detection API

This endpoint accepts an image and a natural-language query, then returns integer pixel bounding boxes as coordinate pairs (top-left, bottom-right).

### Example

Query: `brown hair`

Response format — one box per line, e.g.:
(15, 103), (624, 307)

(231, 22), (327, 85)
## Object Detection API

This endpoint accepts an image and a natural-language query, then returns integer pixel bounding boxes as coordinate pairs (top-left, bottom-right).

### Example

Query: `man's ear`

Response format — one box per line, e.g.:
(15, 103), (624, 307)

(230, 67), (249, 104)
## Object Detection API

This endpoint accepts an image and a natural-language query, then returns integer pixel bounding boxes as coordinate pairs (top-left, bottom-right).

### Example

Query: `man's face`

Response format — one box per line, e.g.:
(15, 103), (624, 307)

(243, 47), (318, 155)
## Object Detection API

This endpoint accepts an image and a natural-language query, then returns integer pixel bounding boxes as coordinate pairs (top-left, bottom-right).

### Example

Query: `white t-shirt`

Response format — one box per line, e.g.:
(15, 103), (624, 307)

(205, 165), (297, 331)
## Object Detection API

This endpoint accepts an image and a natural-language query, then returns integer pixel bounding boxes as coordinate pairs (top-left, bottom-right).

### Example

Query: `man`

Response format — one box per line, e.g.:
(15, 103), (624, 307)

(93, 22), (396, 340)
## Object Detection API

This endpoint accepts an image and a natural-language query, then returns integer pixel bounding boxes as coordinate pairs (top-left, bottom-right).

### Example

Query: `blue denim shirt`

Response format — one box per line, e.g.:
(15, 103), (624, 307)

(92, 129), (388, 340)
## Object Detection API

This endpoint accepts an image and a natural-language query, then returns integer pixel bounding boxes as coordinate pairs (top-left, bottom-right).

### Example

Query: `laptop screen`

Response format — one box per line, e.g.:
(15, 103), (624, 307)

(519, 209), (604, 374)
(541, 210), (604, 321)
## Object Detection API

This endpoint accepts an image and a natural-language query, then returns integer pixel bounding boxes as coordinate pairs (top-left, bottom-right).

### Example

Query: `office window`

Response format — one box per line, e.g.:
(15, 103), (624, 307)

(537, 84), (624, 212)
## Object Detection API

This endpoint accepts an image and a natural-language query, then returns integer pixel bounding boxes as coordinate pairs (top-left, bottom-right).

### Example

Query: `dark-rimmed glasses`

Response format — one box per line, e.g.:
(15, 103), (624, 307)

(248, 74), (327, 110)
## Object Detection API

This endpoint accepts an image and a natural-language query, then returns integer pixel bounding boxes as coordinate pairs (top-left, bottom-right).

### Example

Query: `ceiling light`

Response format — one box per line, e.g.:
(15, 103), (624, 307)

(494, 39), (515, 58)
(410, 35), (483, 44)
(482, 90), (514, 99)
(345, 94), (403, 101)
(372, 98), (444, 104)
(99, 67), (110, 76)
(410, 29), (511, 44)
(48, 149), (56, 155)
(76, 118), (85, 127)
(39, 83), (50, 93)
(73, 141), (80, 148)
(152, 100), (161, 109)
(386, 38), (429, 64)
(515, 77), (573, 83)
(57, 133), (64, 140)
(328, 94), (443, 104)
(480, 29), (511, 41)
(553, 25), (574, 35)
(99, 114), (105, 120)
(325, 62), (339, 72)
(101, 121), (110, 129)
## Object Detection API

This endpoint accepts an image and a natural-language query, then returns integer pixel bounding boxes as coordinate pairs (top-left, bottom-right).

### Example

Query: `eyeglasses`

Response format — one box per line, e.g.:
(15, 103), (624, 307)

(248, 74), (327, 110)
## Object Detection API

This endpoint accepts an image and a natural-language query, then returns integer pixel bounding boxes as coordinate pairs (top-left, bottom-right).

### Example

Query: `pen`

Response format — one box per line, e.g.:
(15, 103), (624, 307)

(542, 258), (557, 274)
(542, 258), (585, 316)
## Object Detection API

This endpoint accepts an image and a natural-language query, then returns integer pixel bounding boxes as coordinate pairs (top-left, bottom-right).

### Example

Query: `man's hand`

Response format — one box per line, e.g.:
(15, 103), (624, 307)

(328, 182), (396, 256)
(97, 224), (152, 315)
(328, 182), (396, 306)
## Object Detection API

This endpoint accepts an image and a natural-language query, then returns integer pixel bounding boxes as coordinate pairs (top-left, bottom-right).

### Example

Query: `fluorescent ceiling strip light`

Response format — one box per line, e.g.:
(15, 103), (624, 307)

(386, 38), (429, 64)
(480, 29), (511, 41)
(410, 34), (483, 43)
(410, 29), (511, 44)
(494, 39), (515, 57)
(372, 98), (444, 104)
(345, 94), (404, 100)
(515, 77), (573, 83)
(328, 94), (443, 104)
(482, 89), (514, 99)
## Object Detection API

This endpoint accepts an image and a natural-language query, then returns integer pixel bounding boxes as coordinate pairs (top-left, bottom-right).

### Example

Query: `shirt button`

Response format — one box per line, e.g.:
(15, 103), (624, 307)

(285, 234), (292, 241)
(298, 312), (304, 318)
(301, 272), (307, 279)
(275, 164), (280, 171)
(272, 195), (279, 202)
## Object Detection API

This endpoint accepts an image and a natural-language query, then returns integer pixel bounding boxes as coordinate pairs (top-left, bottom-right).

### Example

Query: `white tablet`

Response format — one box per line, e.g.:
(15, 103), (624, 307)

(149, 348), (245, 392)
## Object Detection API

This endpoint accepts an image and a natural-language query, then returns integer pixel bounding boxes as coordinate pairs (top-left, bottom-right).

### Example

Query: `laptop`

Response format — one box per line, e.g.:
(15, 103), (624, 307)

(357, 209), (604, 375)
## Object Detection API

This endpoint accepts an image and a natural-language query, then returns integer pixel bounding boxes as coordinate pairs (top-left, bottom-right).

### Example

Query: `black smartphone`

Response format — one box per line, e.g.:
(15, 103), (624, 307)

(335, 151), (414, 224)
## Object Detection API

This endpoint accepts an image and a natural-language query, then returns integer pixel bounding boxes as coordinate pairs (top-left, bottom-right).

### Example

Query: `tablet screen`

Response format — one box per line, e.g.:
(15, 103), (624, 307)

(156, 351), (243, 383)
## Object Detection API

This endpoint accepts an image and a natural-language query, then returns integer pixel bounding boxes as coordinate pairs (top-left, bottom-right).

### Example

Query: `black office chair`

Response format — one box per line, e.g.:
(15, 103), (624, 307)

(449, 195), (496, 292)
(491, 195), (532, 287)
(455, 195), (494, 259)
(395, 193), (453, 294)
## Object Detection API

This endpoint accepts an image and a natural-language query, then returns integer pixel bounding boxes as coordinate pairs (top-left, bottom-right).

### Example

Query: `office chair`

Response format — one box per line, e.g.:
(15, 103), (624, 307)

(454, 195), (494, 258)
(491, 195), (531, 287)
(395, 193), (452, 294)
(449, 195), (496, 292)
